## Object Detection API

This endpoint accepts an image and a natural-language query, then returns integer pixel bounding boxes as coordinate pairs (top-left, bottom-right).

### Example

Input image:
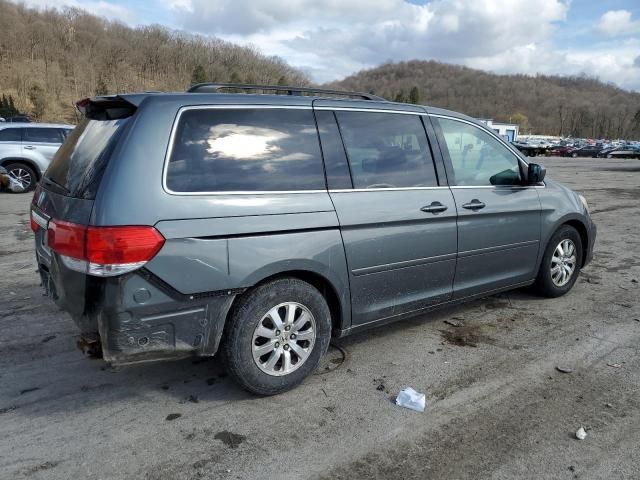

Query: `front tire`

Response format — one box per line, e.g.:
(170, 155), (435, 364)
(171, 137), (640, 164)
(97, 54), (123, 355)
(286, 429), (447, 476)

(222, 278), (332, 395)
(532, 225), (583, 298)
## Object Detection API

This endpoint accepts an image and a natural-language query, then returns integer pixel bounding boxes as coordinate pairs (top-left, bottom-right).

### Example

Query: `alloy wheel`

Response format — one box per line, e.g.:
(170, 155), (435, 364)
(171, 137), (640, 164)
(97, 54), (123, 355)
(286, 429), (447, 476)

(8, 167), (31, 192)
(550, 239), (577, 287)
(251, 302), (317, 376)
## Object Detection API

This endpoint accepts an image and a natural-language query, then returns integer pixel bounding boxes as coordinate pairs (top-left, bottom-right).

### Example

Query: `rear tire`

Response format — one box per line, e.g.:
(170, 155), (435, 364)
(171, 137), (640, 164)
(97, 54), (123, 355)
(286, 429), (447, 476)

(532, 225), (583, 298)
(221, 278), (332, 395)
(5, 162), (37, 192)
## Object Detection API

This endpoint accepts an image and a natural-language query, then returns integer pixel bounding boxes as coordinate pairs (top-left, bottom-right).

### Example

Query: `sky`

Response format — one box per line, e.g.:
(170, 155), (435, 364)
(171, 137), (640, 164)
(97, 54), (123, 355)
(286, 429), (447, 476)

(14, 0), (640, 91)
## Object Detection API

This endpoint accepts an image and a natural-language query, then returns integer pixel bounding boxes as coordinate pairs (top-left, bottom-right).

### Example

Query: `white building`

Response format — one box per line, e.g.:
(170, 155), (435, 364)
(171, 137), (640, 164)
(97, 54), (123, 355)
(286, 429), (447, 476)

(477, 119), (519, 142)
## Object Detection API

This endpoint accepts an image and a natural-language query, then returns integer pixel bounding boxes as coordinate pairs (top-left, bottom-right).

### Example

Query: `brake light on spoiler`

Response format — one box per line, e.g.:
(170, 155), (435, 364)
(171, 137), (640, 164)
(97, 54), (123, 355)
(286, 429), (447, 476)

(47, 220), (165, 277)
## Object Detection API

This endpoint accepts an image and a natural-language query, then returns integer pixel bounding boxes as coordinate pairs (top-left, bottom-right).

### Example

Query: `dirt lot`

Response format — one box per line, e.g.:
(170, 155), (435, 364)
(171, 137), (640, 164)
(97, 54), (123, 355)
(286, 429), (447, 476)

(1, 156), (639, 480)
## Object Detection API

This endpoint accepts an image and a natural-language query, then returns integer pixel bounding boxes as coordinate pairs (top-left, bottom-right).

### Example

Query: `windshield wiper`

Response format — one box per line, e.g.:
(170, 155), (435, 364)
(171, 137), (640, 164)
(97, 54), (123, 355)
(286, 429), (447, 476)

(43, 175), (71, 195)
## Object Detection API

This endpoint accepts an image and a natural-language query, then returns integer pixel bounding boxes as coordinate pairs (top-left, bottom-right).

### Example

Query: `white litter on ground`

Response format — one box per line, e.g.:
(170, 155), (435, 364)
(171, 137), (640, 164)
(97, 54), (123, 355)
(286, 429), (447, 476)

(575, 427), (588, 440)
(396, 387), (426, 412)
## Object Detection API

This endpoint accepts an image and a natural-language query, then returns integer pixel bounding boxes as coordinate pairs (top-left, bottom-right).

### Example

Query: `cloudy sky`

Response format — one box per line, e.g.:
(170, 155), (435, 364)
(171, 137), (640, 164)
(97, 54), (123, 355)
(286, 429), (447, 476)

(15, 0), (640, 90)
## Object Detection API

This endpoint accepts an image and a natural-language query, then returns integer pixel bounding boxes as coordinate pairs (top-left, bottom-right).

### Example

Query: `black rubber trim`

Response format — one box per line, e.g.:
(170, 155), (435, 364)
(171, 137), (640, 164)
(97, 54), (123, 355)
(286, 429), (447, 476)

(138, 268), (246, 301)
(193, 226), (336, 241)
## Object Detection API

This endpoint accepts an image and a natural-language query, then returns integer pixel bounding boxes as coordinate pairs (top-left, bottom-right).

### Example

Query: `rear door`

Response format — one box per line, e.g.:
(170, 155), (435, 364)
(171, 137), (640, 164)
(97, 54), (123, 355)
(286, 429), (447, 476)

(432, 115), (541, 299)
(23, 127), (65, 169)
(314, 103), (457, 326)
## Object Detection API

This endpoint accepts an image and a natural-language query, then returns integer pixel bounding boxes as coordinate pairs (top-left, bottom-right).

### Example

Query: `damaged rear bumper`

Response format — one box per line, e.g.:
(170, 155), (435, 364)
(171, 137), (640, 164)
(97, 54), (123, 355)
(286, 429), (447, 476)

(38, 255), (241, 365)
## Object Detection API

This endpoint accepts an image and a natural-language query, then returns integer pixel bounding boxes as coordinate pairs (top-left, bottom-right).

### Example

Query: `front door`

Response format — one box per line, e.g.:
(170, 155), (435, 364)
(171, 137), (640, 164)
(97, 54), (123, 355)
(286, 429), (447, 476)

(433, 116), (542, 299)
(315, 105), (458, 326)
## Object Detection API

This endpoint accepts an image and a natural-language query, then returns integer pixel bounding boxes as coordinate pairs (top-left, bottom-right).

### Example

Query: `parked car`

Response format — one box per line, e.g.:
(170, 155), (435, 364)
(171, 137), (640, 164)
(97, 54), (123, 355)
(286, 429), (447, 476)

(0, 123), (74, 192)
(30, 84), (596, 395)
(567, 145), (602, 158)
(512, 141), (546, 156)
(599, 146), (640, 159)
(5, 115), (34, 123)
(547, 145), (573, 156)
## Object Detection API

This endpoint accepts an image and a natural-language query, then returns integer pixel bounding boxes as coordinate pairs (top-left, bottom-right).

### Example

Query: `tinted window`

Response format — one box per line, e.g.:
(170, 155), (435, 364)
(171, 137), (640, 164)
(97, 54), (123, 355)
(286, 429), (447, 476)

(24, 128), (63, 143)
(315, 110), (352, 189)
(335, 111), (437, 189)
(437, 118), (522, 186)
(0, 128), (21, 141)
(166, 108), (325, 192)
(46, 118), (128, 198)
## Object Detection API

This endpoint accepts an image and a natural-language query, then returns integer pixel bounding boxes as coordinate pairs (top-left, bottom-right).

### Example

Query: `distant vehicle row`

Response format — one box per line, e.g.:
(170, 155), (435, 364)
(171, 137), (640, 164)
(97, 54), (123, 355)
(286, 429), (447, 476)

(513, 142), (640, 159)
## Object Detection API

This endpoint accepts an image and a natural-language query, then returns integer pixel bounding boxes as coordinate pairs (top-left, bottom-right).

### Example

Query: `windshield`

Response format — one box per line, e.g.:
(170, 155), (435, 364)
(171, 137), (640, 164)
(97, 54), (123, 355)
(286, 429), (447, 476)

(45, 117), (129, 199)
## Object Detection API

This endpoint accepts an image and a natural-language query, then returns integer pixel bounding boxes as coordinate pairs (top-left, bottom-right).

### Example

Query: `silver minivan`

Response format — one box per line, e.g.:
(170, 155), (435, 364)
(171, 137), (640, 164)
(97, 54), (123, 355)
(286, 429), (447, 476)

(30, 84), (596, 394)
(0, 123), (74, 192)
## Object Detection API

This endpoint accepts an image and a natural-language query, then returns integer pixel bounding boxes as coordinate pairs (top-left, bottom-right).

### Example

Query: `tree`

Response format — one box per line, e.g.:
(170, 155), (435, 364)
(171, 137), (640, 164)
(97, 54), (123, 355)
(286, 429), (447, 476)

(95, 76), (108, 95)
(409, 86), (420, 104)
(28, 85), (47, 119)
(510, 112), (530, 134)
(190, 65), (207, 85)
(394, 90), (406, 103)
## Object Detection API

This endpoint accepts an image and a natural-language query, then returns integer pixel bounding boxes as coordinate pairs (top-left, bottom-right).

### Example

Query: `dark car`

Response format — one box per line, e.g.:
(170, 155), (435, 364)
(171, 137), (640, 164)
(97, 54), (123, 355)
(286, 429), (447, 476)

(30, 83), (596, 395)
(568, 145), (602, 158)
(512, 142), (545, 157)
(5, 115), (33, 123)
(600, 146), (640, 159)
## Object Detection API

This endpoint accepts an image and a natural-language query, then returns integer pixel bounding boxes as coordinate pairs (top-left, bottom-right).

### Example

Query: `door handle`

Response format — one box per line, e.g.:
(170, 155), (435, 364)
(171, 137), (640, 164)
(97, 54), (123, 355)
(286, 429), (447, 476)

(462, 199), (486, 210)
(24, 145), (36, 150)
(420, 202), (448, 214)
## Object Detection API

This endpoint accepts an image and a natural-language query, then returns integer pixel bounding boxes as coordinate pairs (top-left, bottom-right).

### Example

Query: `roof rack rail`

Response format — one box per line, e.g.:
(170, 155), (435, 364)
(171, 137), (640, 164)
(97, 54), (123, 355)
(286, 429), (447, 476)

(187, 83), (386, 101)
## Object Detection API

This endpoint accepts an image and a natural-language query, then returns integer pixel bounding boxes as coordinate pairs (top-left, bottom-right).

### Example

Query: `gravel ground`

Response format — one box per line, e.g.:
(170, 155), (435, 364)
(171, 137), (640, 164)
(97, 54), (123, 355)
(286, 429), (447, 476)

(0, 156), (639, 480)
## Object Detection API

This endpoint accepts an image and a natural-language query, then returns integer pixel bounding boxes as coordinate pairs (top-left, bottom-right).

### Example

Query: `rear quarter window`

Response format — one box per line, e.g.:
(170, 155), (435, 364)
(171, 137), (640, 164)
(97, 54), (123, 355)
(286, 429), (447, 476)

(165, 108), (325, 193)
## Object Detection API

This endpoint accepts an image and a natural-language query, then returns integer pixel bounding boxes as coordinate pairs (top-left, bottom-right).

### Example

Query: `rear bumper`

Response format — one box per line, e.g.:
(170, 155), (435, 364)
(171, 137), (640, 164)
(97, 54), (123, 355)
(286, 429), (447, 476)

(37, 252), (239, 365)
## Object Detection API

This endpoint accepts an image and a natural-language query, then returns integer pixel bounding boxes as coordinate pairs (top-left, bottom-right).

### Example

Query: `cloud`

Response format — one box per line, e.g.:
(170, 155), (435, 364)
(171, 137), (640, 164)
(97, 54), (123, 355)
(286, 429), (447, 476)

(597, 10), (640, 37)
(171, 0), (571, 82)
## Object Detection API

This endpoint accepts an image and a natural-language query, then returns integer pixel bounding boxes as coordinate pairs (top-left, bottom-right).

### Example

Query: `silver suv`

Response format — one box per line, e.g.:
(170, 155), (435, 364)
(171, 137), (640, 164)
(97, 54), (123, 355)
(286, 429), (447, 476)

(31, 84), (596, 395)
(0, 123), (74, 192)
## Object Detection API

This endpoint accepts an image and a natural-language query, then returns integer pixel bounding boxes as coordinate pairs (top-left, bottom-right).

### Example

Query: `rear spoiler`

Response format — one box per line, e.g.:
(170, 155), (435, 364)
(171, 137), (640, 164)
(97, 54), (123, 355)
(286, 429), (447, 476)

(75, 94), (144, 120)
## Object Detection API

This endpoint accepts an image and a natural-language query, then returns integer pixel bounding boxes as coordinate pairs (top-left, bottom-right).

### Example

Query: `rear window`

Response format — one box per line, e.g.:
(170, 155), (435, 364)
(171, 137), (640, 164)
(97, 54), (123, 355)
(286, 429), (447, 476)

(24, 128), (63, 143)
(45, 118), (128, 198)
(166, 108), (325, 193)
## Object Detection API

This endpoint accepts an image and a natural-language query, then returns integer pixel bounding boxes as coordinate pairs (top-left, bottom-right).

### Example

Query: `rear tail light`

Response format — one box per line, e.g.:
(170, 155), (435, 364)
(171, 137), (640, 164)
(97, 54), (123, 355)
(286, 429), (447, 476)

(47, 220), (165, 277)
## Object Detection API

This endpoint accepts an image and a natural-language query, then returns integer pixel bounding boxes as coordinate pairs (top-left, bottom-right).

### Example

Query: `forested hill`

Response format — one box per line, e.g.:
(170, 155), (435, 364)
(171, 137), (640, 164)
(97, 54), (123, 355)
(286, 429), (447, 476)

(0, 0), (307, 123)
(326, 60), (640, 139)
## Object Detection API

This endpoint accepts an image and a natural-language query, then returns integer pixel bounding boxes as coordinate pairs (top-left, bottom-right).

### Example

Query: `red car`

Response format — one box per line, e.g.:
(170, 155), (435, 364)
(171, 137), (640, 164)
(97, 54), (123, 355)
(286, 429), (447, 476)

(547, 146), (573, 156)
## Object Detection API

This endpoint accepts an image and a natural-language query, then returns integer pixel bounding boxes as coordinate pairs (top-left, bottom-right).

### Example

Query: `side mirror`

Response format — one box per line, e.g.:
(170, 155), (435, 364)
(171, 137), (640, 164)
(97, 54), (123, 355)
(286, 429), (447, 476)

(527, 163), (546, 185)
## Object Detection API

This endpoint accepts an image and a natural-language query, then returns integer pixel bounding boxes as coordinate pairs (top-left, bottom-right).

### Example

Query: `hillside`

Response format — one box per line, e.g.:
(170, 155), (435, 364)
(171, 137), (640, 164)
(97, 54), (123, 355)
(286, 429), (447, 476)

(326, 60), (640, 139)
(0, 0), (308, 123)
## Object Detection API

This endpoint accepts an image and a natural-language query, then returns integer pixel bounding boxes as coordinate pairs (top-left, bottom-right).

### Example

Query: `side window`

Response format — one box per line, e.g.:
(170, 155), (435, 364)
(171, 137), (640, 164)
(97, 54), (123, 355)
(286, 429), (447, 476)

(315, 110), (352, 190)
(335, 111), (438, 189)
(166, 108), (325, 193)
(0, 128), (21, 141)
(24, 128), (63, 143)
(436, 118), (522, 186)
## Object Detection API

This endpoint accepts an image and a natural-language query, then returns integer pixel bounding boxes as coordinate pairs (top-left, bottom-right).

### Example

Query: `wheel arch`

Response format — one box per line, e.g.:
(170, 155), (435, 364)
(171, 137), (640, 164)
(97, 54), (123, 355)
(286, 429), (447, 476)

(0, 157), (42, 181)
(229, 269), (348, 336)
(563, 219), (589, 267)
